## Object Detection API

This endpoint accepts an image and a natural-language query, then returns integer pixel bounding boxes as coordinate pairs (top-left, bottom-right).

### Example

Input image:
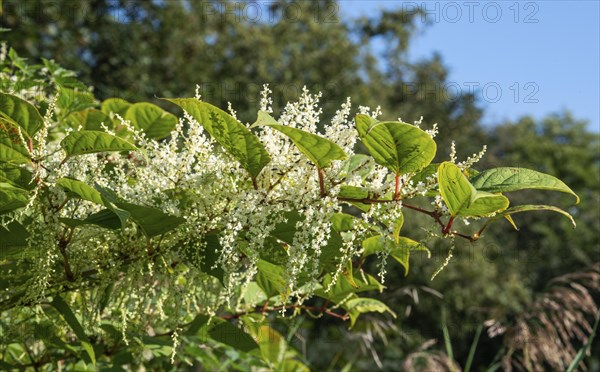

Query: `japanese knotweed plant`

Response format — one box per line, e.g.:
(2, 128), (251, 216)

(0, 48), (580, 370)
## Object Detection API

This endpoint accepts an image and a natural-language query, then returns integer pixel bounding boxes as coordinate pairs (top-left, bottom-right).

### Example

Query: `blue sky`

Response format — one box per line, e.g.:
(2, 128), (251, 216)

(340, 1), (600, 131)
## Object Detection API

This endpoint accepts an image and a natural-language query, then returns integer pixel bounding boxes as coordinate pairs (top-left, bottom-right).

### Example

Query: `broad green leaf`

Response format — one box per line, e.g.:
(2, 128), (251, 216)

(0, 220), (29, 247)
(471, 167), (580, 204)
(0, 163), (33, 189)
(164, 98), (270, 179)
(459, 191), (509, 217)
(438, 162), (509, 217)
(315, 272), (383, 303)
(209, 322), (259, 353)
(125, 102), (177, 140)
(486, 205), (576, 229)
(50, 296), (96, 366)
(256, 258), (287, 297)
(344, 297), (396, 327)
(410, 163), (439, 184)
(362, 235), (429, 276)
(355, 114), (436, 175)
(263, 124), (346, 169)
(59, 209), (122, 230)
(0, 182), (29, 214)
(57, 178), (103, 205)
(198, 235), (225, 283)
(0, 93), (44, 137)
(438, 162), (476, 216)
(101, 98), (131, 117)
(0, 129), (31, 164)
(339, 154), (374, 180)
(61, 130), (137, 157)
(65, 109), (112, 131)
(331, 213), (357, 232)
(113, 201), (185, 237)
(57, 87), (96, 118)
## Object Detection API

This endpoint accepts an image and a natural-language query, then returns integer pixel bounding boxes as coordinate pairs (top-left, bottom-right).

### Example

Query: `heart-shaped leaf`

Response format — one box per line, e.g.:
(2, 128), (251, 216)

(356, 114), (436, 175)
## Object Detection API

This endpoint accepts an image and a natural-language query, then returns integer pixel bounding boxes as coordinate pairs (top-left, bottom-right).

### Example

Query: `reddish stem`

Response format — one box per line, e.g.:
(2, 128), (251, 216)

(317, 168), (326, 198)
(394, 174), (401, 200)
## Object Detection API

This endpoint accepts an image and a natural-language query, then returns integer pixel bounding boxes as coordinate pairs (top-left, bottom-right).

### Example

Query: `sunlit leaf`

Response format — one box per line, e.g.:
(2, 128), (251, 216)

(471, 167), (580, 204)
(355, 114), (436, 175)
(263, 124), (346, 169)
(125, 102), (177, 140)
(61, 130), (137, 157)
(0, 93), (44, 137)
(164, 98), (270, 179)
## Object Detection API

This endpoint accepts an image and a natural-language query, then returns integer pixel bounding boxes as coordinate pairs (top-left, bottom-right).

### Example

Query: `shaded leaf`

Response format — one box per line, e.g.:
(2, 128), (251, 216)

(209, 322), (259, 353)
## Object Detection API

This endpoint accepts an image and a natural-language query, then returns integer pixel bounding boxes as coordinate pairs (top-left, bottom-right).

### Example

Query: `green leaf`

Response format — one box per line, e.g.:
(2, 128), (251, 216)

(355, 114), (436, 175)
(0, 129), (31, 164)
(315, 272), (384, 303)
(0, 182), (29, 214)
(339, 154), (374, 180)
(164, 98), (270, 179)
(57, 87), (96, 118)
(0, 93), (44, 137)
(251, 110), (279, 127)
(485, 204), (576, 229)
(65, 109), (112, 131)
(59, 209), (123, 230)
(438, 162), (509, 217)
(263, 124), (346, 169)
(57, 178), (103, 205)
(198, 234), (225, 283)
(61, 130), (137, 157)
(410, 163), (439, 184)
(392, 211), (404, 243)
(471, 167), (580, 204)
(0, 221), (30, 250)
(344, 297), (396, 328)
(438, 162), (476, 216)
(459, 191), (510, 217)
(50, 296), (96, 366)
(125, 102), (177, 140)
(256, 259), (287, 297)
(566, 310), (600, 372)
(209, 322), (259, 353)
(331, 213), (357, 232)
(361, 235), (429, 276)
(0, 163), (33, 189)
(101, 98), (131, 117)
(113, 201), (185, 238)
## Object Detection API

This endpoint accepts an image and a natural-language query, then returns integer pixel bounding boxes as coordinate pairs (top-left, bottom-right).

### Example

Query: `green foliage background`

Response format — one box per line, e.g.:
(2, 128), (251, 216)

(1, 0), (599, 370)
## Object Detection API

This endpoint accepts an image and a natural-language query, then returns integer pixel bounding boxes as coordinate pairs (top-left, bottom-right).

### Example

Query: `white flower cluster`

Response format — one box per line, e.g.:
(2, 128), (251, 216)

(5, 85), (460, 337)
